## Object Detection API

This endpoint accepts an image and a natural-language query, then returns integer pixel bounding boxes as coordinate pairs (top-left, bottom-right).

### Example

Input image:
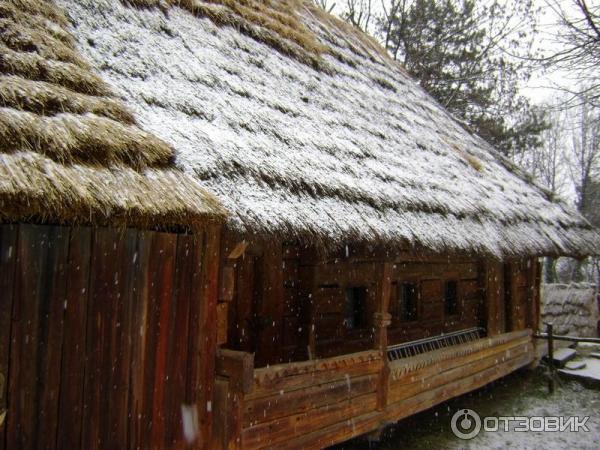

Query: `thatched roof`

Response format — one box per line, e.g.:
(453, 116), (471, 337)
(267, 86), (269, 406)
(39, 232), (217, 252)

(541, 283), (599, 336)
(0, 0), (226, 229)
(50, 0), (600, 256)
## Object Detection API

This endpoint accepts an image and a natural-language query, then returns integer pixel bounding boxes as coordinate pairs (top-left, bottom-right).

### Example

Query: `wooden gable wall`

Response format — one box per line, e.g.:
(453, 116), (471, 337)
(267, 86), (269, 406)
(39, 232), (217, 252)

(0, 223), (221, 450)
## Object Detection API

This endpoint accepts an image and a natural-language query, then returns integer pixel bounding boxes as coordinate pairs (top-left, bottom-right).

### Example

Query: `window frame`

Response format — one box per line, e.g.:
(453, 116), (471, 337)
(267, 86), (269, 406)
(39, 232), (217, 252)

(443, 279), (460, 317)
(392, 280), (421, 324)
(343, 285), (369, 331)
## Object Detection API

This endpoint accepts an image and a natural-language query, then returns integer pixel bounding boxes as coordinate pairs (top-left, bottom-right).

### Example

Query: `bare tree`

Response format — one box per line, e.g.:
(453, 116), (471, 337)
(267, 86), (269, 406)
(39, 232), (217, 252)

(566, 97), (600, 212)
(313, 0), (337, 13)
(341, 0), (374, 33)
(560, 94), (600, 281)
(543, 0), (600, 106)
(526, 105), (567, 197)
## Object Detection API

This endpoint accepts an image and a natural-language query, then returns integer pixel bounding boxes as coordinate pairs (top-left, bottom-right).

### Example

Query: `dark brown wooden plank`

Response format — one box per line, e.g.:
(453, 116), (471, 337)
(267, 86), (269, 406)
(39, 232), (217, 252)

(230, 251), (254, 352)
(149, 232), (177, 448)
(244, 373), (378, 426)
(255, 242), (285, 366)
(57, 227), (92, 450)
(128, 230), (153, 450)
(37, 226), (70, 450)
(82, 227), (122, 450)
(8, 224), (46, 449)
(7, 225), (69, 450)
(217, 302), (228, 345)
(192, 225), (221, 444)
(242, 392), (378, 448)
(220, 265), (235, 303)
(0, 224), (17, 450)
(486, 261), (505, 335)
(106, 229), (138, 449)
(163, 234), (194, 449)
(216, 349), (254, 394)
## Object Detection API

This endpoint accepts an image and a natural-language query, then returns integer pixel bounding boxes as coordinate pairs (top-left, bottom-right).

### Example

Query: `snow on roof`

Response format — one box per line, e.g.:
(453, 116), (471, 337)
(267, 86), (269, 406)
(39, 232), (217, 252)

(58, 0), (600, 256)
(0, 0), (226, 230)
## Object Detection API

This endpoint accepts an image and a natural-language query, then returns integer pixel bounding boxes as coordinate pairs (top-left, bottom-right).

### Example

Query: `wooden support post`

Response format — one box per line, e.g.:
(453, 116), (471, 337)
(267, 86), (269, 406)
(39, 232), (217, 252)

(214, 350), (254, 449)
(484, 260), (505, 336)
(375, 262), (392, 411)
(301, 262), (318, 361)
(546, 322), (555, 394)
(216, 349), (254, 395)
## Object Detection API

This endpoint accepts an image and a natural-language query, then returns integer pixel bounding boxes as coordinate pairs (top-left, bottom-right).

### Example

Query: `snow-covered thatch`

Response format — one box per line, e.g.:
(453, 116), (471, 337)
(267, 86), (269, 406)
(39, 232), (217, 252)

(0, 0), (225, 229)
(56, 0), (600, 256)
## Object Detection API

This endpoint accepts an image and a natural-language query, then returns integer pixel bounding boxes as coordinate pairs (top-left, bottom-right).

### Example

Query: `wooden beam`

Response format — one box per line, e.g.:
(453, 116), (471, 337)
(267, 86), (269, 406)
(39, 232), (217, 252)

(216, 349), (255, 395)
(485, 260), (505, 335)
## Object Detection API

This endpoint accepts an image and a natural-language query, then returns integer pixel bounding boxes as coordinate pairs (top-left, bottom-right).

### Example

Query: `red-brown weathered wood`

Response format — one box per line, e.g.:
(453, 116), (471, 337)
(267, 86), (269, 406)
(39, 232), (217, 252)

(220, 265), (235, 303)
(244, 373), (378, 426)
(249, 350), (383, 400)
(8, 225), (67, 449)
(82, 227), (122, 450)
(37, 227), (70, 450)
(0, 225), (17, 450)
(485, 260), (505, 335)
(216, 349), (255, 395)
(217, 302), (229, 345)
(164, 234), (195, 449)
(147, 232), (177, 448)
(388, 342), (532, 403)
(7, 224), (44, 449)
(242, 392), (378, 448)
(57, 227), (92, 450)
(0, 223), (221, 450)
(384, 350), (534, 423)
(128, 229), (152, 450)
(254, 242), (285, 367)
(193, 225), (221, 444)
(107, 229), (137, 449)
(230, 253), (254, 353)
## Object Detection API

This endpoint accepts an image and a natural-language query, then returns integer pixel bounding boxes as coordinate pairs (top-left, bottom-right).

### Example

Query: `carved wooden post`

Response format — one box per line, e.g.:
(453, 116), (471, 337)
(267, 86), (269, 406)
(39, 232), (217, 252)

(484, 260), (505, 336)
(374, 262), (393, 411)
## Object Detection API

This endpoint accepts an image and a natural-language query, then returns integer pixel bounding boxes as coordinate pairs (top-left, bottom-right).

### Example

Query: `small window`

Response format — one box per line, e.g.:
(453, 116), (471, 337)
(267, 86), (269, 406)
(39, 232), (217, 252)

(445, 280), (459, 316)
(344, 286), (367, 329)
(398, 282), (418, 321)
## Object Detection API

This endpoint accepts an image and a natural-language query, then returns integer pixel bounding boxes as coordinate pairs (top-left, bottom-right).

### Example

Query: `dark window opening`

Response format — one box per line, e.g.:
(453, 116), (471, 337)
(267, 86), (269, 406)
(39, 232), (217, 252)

(445, 280), (459, 316)
(398, 282), (418, 321)
(344, 286), (367, 329)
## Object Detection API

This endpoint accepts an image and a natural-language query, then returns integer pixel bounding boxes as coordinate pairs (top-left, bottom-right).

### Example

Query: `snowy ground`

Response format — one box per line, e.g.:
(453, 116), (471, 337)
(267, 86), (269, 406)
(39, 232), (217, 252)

(332, 367), (600, 449)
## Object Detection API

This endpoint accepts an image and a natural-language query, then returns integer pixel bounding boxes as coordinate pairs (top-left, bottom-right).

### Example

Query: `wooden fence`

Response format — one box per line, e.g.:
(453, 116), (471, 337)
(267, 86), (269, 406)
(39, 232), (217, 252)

(0, 223), (220, 450)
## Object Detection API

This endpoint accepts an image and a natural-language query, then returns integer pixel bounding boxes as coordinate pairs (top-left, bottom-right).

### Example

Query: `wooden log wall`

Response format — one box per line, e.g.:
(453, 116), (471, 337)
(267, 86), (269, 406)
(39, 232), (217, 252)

(220, 235), (309, 367)
(217, 330), (534, 449)
(384, 329), (534, 424)
(309, 260), (380, 358)
(485, 258), (540, 337)
(219, 231), (541, 370)
(0, 223), (221, 450)
(387, 260), (482, 345)
(242, 350), (383, 449)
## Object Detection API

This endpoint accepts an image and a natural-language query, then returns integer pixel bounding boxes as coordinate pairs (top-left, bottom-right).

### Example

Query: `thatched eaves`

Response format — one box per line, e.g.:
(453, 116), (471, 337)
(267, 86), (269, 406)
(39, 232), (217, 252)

(58, 0), (600, 257)
(0, 0), (226, 229)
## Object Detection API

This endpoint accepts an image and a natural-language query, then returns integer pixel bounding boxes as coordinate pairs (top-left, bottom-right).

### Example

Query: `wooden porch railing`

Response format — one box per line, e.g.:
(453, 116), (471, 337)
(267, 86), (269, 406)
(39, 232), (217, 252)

(213, 330), (534, 449)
